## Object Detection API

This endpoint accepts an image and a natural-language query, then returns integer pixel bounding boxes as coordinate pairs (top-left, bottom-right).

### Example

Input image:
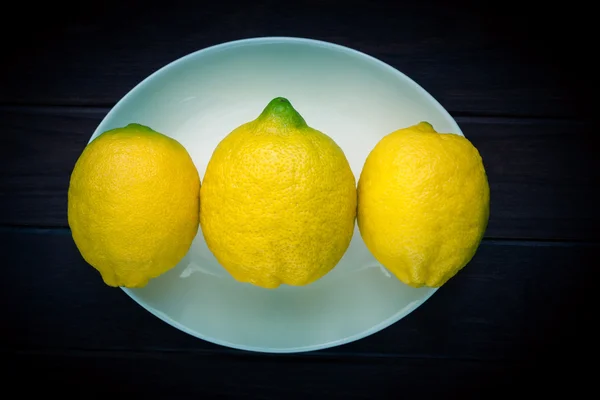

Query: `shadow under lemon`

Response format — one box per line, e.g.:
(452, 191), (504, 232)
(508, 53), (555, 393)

(126, 226), (435, 350)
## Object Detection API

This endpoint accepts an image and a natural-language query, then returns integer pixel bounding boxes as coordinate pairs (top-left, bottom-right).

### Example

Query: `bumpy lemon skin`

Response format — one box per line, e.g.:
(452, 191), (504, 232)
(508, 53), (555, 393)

(357, 122), (489, 288)
(200, 98), (357, 289)
(68, 123), (200, 288)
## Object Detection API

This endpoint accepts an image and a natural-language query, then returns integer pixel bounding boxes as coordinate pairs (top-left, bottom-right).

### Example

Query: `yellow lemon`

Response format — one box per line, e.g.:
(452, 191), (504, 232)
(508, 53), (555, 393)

(200, 97), (357, 288)
(68, 123), (200, 288)
(358, 122), (489, 287)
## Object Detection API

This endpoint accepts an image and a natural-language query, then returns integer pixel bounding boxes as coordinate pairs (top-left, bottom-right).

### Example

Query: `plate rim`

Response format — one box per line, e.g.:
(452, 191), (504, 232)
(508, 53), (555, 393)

(92, 36), (461, 353)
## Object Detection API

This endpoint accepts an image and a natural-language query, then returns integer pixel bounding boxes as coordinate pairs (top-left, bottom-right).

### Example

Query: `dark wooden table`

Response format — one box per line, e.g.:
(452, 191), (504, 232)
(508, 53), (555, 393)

(2, 1), (596, 397)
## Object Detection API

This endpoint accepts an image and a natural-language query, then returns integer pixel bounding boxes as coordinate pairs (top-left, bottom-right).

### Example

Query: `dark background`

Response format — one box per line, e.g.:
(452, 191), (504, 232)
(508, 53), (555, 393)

(1, 0), (596, 397)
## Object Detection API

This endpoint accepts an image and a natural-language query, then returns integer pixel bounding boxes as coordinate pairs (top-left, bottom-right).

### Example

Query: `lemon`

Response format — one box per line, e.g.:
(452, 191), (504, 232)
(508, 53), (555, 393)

(200, 97), (357, 288)
(68, 123), (200, 288)
(357, 122), (489, 287)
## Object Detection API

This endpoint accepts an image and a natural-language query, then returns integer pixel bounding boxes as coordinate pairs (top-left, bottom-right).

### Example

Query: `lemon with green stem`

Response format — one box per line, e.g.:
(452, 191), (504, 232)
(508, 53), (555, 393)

(68, 123), (200, 288)
(200, 97), (357, 288)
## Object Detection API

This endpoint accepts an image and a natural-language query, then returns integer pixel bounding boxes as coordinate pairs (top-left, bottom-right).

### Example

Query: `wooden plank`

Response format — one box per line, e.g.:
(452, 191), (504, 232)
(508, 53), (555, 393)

(7, 349), (539, 397)
(0, 1), (590, 117)
(0, 107), (105, 228)
(1, 107), (597, 240)
(1, 229), (595, 362)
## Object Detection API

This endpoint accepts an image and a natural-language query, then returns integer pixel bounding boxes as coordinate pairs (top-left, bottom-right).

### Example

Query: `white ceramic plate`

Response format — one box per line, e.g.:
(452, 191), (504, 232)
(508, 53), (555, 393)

(91, 37), (463, 353)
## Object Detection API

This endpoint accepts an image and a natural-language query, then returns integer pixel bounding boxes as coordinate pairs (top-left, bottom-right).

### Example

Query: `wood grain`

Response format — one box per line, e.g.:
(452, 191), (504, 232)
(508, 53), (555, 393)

(1, 107), (596, 240)
(7, 349), (540, 397)
(0, 1), (591, 118)
(2, 229), (594, 361)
